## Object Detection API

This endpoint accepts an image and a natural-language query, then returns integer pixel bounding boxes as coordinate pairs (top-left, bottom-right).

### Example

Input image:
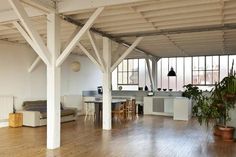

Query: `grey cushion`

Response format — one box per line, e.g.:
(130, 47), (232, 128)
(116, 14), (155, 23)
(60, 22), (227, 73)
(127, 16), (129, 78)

(22, 100), (64, 112)
(22, 100), (76, 119)
(40, 109), (77, 119)
(23, 100), (47, 112)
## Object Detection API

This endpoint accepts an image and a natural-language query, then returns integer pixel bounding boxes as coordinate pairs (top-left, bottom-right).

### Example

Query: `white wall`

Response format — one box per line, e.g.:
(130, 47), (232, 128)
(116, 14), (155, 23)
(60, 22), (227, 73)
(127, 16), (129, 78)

(0, 41), (102, 110)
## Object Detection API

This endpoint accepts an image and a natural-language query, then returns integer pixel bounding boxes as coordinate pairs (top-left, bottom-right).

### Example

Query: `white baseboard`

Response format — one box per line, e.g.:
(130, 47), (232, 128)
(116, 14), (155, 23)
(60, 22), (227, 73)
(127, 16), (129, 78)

(0, 121), (8, 128)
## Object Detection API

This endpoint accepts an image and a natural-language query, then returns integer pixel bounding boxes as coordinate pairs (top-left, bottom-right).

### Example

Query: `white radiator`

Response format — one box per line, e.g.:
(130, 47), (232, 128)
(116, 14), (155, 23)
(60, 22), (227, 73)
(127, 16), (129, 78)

(0, 96), (13, 121)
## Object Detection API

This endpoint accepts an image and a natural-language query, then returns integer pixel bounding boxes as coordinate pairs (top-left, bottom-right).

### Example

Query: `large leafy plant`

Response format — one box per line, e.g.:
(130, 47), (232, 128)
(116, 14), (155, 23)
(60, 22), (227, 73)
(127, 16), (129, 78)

(213, 61), (236, 127)
(182, 84), (202, 101)
(183, 60), (236, 128)
(192, 95), (220, 127)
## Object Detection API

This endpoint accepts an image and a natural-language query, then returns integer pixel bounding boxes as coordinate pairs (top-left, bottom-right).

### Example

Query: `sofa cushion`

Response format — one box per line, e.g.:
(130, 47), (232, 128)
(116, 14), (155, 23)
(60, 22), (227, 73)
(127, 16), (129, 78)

(40, 108), (77, 119)
(23, 100), (47, 112)
(22, 100), (64, 112)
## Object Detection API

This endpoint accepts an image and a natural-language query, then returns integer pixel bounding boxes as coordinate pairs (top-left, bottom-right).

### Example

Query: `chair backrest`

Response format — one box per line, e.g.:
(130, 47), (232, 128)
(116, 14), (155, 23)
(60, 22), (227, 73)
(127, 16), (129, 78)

(119, 104), (124, 111)
(132, 99), (136, 108)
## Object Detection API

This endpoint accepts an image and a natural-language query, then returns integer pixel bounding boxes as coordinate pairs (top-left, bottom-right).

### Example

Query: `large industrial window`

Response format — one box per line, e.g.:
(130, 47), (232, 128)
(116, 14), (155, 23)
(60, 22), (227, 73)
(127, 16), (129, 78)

(192, 56), (219, 86)
(117, 59), (139, 85)
(157, 55), (236, 91)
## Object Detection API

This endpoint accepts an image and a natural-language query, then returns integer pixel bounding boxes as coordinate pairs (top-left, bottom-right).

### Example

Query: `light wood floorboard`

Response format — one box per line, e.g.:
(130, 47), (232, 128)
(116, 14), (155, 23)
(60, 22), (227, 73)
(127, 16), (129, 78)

(0, 116), (235, 157)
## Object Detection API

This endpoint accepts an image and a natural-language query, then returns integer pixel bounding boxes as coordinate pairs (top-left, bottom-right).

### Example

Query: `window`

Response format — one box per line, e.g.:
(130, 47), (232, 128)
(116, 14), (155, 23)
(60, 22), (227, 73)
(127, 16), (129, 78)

(157, 55), (235, 91)
(117, 59), (139, 85)
(192, 56), (205, 85)
(192, 56), (219, 86)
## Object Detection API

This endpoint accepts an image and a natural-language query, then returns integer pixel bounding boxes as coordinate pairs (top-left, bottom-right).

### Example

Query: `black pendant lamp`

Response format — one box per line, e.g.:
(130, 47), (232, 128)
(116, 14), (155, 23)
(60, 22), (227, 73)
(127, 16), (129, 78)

(167, 67), (176, 77)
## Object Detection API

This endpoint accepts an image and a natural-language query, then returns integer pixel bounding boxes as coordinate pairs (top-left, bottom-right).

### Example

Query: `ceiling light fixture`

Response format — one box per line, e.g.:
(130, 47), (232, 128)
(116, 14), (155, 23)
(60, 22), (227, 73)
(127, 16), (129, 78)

(167, 67), (176, 77)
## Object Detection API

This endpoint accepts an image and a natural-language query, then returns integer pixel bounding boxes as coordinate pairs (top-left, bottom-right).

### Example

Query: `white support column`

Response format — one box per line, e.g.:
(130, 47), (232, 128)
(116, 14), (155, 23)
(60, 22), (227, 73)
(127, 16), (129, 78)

(151, 58), (157, 90)
(102, 37), (112, 130)
(46, 13), (61, 149)
(146, 58), (154, 91)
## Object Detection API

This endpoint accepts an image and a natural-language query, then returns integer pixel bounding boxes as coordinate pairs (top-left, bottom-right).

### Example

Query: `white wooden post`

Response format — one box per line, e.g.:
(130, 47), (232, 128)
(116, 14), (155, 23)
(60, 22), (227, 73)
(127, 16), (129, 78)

(102, 37), (112, 130)
(46, 13), (61, 149)
(151, 58), (157, 90)
(146, 58), (154, 91)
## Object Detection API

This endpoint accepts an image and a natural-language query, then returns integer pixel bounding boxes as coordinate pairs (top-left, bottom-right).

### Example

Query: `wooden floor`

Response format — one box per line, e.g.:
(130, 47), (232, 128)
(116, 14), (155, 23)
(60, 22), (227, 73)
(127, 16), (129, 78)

(0, 116), (235, 157)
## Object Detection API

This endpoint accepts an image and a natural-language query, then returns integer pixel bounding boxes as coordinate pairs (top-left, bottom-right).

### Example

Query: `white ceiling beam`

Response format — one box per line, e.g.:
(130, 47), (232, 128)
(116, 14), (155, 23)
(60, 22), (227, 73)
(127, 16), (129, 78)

(77, 42), (104, 72)
(0, 0), (147, 24)
(142, 4), (221, 18)
(62, 27), (80, 50)
(9, 0), (50, 65)
(56, 7), (104, 67)
(0, 7), (43, 24)
(21, 0), (56, 13)
(13, 21), (43, 71)
(28, 56), (41, 72)
(13, 21), (34, 48)
(87, 31), (105, 71)
(111, 37), (143, 71)
(135, 0), (220, 12)
(58, 0), (147, 14)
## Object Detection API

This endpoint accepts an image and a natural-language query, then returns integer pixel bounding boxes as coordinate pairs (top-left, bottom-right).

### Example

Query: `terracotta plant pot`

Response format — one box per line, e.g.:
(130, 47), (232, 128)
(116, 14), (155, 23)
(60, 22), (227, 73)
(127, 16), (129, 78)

(213, 125), (222, 137)
(219, 126), (235, 141)
(223, 94), (236, 102)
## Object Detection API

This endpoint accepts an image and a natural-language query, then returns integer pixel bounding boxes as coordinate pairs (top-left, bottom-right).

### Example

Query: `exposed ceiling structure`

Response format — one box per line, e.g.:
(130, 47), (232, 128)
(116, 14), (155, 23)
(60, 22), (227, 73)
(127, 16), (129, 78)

(0, 0), (236, 58)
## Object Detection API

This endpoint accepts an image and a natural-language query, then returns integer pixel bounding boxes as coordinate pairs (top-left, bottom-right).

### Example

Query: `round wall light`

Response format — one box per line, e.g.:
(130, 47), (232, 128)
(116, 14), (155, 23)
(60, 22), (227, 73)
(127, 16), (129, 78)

(70, 61), (80, 72)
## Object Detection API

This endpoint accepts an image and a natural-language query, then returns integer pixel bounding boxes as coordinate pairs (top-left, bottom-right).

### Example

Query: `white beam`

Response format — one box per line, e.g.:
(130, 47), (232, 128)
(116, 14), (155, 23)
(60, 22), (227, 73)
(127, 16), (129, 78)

(102, 37), (112, 130)
(151, 58), (158, 90)
(0, 0), (147, 24)
(28, 56), (41, 72)
(9, 0), (51, 65)
(146, 58), (154, 91)
(0, 7), (43, 24)
(58, 0), (148, 14)
(13, 21), (43, 72)
(62, 27), (80, 50)
(111, 37), (143, 71)
(21, 0), (56, 13)
(56, 7), (104, 67)
(13, 21), (36, 49)
(46, 13), (61, 149)
(87, 31), (105, 71)
(77, 42), (104, 72)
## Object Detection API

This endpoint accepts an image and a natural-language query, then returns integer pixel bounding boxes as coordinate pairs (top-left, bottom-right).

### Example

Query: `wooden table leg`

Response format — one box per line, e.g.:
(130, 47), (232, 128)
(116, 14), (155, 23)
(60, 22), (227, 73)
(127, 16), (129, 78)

(95, 103), (100, 124)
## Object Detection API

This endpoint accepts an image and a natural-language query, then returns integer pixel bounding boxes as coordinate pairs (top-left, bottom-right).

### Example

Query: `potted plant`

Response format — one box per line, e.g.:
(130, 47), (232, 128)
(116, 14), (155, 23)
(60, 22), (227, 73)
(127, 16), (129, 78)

(183, 84), (221, 136)
(207, 61), (236, 141)
(215, 65), (236, 141)
(183, 61), (236, 141)
(182, 84), (202, 101)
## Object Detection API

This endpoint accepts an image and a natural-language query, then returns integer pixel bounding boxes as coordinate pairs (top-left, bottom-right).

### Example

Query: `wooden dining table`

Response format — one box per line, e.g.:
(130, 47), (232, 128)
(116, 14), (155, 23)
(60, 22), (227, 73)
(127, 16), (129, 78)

(84, 99), (127, 123)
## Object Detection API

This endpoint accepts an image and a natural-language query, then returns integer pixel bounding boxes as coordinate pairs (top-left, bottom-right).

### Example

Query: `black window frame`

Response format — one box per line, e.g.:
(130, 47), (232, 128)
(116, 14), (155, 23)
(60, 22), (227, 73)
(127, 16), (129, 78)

(117, 59), (139, 85)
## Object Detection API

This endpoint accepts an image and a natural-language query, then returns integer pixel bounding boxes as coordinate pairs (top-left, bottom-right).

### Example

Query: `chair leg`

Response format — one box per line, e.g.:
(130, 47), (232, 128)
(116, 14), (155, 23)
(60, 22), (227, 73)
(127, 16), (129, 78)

(84, 104), (88, 121)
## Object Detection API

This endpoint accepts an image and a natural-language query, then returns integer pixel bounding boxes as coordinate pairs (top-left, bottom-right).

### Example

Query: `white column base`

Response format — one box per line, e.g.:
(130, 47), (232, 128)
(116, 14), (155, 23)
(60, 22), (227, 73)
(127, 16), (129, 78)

(47, 66), (61, 149)
(102, 72), (112, 130)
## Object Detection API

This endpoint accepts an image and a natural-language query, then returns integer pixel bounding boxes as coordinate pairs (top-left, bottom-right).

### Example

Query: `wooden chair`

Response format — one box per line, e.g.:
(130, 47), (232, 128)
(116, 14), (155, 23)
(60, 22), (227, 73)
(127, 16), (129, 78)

(112, 103), (125, 122)
(125, 99), (136, 119)
(84, 102), (95, 122)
